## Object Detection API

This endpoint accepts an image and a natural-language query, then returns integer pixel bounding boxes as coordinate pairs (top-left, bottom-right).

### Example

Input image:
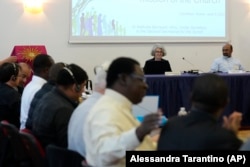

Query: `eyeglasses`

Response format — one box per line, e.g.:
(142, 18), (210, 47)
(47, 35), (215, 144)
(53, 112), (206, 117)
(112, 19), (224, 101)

(155, 51), (163, 53)
(130, 73), (146, 83)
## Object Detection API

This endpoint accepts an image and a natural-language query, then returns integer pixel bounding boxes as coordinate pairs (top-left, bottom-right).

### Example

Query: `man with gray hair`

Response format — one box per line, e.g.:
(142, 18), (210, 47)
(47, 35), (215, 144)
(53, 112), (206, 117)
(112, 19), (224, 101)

(68, 61), (110, 157)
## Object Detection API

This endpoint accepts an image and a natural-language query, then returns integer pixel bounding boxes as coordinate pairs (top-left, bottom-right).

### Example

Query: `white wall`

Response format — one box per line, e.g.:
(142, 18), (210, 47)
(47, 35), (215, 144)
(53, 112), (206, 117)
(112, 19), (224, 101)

(0, 0), (250, 80)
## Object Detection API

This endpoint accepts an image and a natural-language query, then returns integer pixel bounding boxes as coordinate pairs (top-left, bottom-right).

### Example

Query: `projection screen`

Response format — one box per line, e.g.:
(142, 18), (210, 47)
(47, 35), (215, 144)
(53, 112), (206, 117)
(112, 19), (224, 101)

(69, 0), (228, 43)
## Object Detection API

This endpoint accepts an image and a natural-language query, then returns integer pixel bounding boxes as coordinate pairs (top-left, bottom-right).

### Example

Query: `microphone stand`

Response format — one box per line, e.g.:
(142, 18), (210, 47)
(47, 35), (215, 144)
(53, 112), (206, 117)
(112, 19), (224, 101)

(182, 57), (199, 74)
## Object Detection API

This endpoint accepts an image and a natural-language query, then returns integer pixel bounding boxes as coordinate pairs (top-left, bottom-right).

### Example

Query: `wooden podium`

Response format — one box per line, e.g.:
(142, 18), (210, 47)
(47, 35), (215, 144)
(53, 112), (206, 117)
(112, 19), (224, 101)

(10, 45), (47, 68)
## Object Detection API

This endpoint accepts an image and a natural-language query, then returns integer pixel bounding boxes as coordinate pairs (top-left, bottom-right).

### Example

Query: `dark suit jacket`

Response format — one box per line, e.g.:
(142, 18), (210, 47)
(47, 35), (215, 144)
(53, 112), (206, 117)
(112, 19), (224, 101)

(32, 87), (78, 149)
(0, 83), (21, 128)
(143, 58), (172, 74)
(157, 109), (242, 150)
(26, 81), (55, 130)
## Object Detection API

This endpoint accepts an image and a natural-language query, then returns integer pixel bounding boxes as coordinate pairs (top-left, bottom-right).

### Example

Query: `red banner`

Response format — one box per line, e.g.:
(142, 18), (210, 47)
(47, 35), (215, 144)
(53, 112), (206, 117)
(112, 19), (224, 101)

(10, 45), (47, 67)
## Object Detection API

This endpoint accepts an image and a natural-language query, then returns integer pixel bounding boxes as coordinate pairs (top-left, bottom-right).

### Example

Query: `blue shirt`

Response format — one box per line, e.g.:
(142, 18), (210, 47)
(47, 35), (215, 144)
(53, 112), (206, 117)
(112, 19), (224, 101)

(210, 56), (244, 73)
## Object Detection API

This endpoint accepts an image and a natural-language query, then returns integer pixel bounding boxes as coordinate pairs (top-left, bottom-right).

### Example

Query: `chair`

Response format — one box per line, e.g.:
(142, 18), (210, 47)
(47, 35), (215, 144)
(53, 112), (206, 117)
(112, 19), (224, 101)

(0, 123), (12, 167)
(19, 131), (46, 167)
(46, 144), (86, 167)
(0, 121), (31, 167)
(20, 128), (45, 157)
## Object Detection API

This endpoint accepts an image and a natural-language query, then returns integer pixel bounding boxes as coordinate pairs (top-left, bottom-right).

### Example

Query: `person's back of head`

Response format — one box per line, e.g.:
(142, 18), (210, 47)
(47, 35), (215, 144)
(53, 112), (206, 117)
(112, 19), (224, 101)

(191, 73), (228, 115)
(56, 64), (88, 102)
(48, 62), (66, 84)
(0, 62), (21, 85)
(33, 54), (55, 80)
(57, 64), (88, 87)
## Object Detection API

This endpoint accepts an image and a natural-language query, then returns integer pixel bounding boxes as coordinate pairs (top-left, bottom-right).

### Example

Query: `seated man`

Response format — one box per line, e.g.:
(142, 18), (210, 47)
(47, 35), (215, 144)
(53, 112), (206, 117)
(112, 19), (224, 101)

(17, 62), (32, 94)
(32, 64), (88, 149)
(157, 73), (243, 150)
(25, 62), (66, 130)
(20, 54), (55, 129)
(84, 57), (161, 166)
(210, 43), (244, 73)
(68, 61), (110, 157)
(0, 63), (21, 127)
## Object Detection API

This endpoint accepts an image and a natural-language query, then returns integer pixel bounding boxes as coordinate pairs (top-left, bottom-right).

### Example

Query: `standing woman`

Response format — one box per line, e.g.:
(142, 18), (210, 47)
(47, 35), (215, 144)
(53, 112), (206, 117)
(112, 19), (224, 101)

(143, 44), (172, 74)
(0, 62), (22, 127)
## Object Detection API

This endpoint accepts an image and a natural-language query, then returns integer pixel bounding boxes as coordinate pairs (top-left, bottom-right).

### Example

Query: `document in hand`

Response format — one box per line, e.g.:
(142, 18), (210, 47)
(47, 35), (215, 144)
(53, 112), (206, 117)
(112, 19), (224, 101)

(132, 95), (167, 126)
(132, 95), (159, 117)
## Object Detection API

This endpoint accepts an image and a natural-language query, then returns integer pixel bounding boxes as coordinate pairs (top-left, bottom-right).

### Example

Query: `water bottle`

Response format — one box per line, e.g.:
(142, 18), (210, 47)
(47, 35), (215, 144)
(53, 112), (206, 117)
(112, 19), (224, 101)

(178, 107), (187, 116)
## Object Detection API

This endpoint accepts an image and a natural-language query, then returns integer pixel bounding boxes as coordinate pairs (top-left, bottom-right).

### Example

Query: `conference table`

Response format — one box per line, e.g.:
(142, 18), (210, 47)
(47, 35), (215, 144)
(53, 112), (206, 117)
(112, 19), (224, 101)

(145, 73), (250, 126)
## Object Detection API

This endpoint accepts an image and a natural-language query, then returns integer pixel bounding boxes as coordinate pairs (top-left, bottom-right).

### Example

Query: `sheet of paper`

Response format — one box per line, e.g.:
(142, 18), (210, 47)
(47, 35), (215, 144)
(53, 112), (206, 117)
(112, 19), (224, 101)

(132, 95), (159, 117)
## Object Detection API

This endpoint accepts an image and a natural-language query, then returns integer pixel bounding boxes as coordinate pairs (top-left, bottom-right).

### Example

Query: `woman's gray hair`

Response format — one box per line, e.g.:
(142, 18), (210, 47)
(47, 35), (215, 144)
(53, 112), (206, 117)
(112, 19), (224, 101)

(150, 43), (166, 56)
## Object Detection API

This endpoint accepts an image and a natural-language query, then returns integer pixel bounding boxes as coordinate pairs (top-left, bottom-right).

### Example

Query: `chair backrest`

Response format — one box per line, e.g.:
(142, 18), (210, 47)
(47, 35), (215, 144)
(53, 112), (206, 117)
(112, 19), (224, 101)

(20, 128), (45, 157)
(46, 144), (85, 167)
(19, 131), (46, 167)
(0, 121), (31, 166)
(0, 123), (12, 167)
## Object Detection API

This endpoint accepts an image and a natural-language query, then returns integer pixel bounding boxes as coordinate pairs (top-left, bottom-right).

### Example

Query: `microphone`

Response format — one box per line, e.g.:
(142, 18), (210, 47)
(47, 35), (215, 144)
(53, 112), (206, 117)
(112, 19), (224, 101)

(182, 57), (200, 74)
(182, 57), (195, 67)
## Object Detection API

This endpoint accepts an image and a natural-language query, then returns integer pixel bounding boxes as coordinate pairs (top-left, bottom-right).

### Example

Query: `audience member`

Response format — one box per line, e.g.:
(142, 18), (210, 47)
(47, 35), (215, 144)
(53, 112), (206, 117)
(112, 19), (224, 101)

(17, 62), (32, 94)
(32, 64), (88, 149)
(68, 61), (110, 157)
(20, 54), (54, 129)
(84, 57), (161, 166)
(143, 44), (172, 74)
(0, 63), (21, 127)
(25, 62), (66, 130)
(157, 73), (242, 150)
(210, 43), (244, 73)
(0, 56), (17, 66)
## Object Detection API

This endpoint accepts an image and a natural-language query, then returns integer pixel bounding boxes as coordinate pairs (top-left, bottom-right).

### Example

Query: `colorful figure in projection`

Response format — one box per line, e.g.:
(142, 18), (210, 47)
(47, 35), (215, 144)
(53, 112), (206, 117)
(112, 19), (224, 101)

(72, 0), (127, 36)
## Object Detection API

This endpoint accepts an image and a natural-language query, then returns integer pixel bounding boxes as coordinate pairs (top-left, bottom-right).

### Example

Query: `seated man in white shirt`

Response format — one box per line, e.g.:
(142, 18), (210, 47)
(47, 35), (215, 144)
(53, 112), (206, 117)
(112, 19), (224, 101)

(84, 57), (161, 167)
(20, 54), (54, 129)
(210, 43), (244, 73)
(68, 61), (110, 157)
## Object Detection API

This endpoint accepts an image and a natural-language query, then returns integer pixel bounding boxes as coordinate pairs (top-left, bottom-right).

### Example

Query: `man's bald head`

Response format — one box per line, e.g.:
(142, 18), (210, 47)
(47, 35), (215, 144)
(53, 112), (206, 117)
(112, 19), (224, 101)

(18, 62), (32, 87)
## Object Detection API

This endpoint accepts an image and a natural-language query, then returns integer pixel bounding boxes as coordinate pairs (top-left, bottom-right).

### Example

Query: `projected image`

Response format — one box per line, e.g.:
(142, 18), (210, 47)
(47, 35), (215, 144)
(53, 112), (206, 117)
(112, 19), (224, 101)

(72, 0), (127, 36)
(70, 0), (227, 43)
